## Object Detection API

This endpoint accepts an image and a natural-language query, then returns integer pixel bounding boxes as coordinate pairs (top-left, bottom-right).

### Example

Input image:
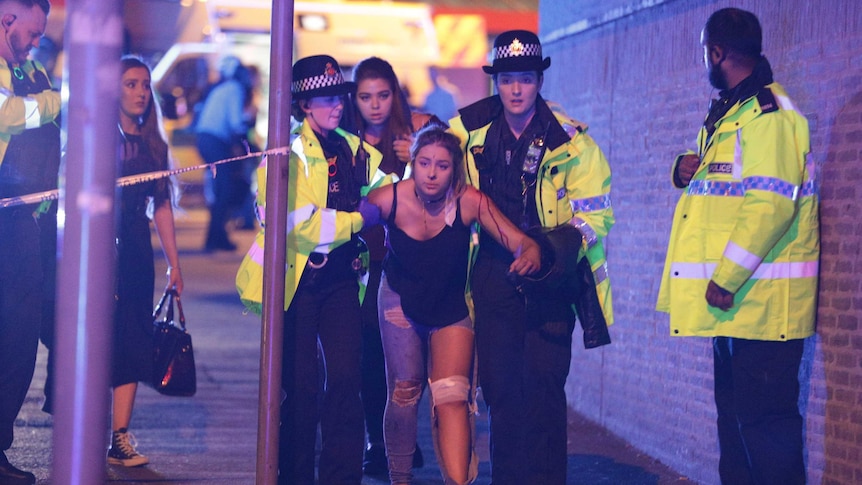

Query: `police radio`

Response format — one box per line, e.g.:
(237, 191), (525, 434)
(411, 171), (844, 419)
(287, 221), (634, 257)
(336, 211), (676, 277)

(522, 122), (551, 179)
(522, 136), (544, 176)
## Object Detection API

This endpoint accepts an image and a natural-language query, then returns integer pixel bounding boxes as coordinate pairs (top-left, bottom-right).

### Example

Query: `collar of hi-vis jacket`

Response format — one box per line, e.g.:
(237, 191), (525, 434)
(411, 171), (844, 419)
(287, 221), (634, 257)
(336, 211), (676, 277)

(458, 94), (571, 152)
(704, 85), (780, 151)
(0, 59), (40, 87)
(291, 122), (353, 174)
(704, 56), (774, 140)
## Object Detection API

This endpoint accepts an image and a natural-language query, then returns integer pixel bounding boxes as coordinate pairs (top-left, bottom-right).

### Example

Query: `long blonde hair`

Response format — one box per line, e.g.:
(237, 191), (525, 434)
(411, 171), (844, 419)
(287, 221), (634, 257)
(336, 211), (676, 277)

(409, 124), (466, 199)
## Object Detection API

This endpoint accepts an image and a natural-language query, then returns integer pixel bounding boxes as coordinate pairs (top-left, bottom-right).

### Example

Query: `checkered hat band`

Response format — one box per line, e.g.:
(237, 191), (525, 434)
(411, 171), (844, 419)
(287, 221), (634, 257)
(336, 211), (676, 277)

(494, 42), (542, 60)
(292, 71), (345, 94)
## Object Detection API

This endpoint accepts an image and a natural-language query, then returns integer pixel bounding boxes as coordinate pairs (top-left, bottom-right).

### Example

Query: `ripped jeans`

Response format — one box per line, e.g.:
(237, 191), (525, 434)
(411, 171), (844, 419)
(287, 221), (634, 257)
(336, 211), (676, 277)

(378, 273), (472, 483)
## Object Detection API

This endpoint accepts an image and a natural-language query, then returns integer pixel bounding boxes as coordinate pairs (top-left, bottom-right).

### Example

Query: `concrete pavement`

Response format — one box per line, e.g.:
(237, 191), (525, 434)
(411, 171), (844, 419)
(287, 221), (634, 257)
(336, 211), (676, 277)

(8, 204), (690, 484)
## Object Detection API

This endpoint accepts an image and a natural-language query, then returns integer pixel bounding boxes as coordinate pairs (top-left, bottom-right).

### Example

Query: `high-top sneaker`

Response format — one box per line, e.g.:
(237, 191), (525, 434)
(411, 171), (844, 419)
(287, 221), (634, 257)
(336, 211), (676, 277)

(107, 428), (149, 467)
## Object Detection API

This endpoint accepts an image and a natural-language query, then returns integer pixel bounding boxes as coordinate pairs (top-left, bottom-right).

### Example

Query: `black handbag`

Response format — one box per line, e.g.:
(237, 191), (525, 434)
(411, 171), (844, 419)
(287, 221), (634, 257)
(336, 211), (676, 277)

(152, 289), (197, 396)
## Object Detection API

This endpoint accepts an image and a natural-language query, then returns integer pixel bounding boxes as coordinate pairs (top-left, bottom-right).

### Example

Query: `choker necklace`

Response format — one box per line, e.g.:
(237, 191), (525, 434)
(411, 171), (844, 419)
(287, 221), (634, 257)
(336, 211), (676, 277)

(414, 188), (446, 206)
(415, 187), (446, 234)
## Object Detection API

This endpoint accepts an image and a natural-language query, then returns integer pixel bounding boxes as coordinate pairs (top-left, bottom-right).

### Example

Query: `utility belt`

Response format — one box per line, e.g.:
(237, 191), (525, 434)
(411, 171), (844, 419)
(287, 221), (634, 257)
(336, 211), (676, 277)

(301, 236), (366, 287)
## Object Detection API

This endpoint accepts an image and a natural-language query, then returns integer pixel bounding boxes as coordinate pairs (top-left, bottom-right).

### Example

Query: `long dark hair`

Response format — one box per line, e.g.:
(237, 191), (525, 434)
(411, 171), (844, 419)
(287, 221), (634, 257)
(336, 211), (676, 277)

(120, 55), (177, 212)
(350, 57), (413, 159)
(121, 55), (169, 169)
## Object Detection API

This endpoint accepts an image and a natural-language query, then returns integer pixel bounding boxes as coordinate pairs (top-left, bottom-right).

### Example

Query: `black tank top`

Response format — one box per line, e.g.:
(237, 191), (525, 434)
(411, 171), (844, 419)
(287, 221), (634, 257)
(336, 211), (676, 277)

(382, 183), (471, 327)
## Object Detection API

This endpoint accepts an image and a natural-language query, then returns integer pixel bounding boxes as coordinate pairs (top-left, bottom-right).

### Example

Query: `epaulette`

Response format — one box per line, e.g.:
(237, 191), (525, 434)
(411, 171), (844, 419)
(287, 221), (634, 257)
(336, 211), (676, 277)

(756, 88), (779, 114)
(562, 122), (585, 138)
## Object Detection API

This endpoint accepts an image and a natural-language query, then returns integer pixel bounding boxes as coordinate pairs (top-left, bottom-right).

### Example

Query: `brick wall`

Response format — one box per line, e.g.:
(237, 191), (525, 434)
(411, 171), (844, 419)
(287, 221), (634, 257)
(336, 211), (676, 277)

(539, 0), (862, 483)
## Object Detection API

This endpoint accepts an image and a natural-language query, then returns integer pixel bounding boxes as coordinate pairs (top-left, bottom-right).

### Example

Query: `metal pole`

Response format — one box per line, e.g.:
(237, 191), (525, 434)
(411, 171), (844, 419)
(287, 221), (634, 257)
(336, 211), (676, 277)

(257, 1), (294, 483)
(52, 1), (123, 483)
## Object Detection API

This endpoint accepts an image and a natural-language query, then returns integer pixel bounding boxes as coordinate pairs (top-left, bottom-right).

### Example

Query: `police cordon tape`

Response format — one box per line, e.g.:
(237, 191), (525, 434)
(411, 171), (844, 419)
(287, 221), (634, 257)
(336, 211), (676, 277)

(0, 146), (289, 209)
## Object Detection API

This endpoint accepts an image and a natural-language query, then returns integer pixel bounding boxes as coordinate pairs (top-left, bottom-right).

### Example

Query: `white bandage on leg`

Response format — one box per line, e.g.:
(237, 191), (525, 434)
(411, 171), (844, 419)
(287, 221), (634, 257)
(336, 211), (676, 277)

(429, 375), (470, 407)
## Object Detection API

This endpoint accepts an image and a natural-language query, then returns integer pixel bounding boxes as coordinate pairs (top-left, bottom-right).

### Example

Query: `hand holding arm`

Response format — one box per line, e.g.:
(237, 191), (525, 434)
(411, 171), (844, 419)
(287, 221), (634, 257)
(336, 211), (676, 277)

(468, 187), (541, 274)
(508, 236), (541, 276)
(358, 197), (381, 228)
(392, 134), (414, 164)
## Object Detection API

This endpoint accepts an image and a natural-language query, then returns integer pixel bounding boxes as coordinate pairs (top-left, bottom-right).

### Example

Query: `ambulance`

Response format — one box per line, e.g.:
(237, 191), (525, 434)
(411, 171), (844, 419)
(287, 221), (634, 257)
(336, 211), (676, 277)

(151, 0), (448, 183)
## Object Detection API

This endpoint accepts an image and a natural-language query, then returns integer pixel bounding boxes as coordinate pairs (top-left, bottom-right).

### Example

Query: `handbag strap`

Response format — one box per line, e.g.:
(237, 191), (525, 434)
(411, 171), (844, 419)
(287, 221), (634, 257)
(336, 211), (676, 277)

(174, 290), (186, 331)
(153, 290), (171, 321)
(152, 288), (187, 331)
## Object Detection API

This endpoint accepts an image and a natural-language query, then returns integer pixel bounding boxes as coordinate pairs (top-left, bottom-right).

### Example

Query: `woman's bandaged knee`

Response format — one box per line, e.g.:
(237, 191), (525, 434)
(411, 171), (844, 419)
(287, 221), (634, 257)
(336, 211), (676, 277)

(429, 375), (470, 406)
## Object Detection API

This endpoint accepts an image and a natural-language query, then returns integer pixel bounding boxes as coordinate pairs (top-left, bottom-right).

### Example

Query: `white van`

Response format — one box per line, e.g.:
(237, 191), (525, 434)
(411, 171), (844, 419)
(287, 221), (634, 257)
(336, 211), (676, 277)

(152, 0), (443, 184)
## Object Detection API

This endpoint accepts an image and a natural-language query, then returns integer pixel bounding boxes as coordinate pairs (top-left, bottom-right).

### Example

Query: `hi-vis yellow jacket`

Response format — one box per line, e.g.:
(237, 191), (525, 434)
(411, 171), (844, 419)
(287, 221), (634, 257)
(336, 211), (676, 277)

(656, 82), (818, 341)
(0, 59), (61, 168)
(449, 95), (614, 326)
(236, 120), (386, 314)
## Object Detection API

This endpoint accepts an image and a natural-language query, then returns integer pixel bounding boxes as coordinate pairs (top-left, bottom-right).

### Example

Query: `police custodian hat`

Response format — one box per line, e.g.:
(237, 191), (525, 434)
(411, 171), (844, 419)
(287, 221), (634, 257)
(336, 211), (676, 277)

(291, 55), (355, 100)
(483, 30), (551, 75)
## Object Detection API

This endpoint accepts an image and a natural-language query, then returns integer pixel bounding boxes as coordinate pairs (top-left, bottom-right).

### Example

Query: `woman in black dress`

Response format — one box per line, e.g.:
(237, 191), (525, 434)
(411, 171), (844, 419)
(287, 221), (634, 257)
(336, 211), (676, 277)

(108, 56), (183, 467)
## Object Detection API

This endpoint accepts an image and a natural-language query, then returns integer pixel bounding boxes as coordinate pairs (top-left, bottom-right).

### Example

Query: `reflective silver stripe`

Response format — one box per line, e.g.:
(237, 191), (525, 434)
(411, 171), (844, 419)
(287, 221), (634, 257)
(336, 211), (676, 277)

(256, 204), (266, 226)
(248, 238), (264, 265)
(255, 158), (267, 225)
(752, 260), (818, 279)
(315, 208), (338, 252)
(23, 97), (40, 129)
(743, 176), (798, 201)
(292, 136), (309, 177)
(594, 261), (608, 285)
(286, 204), (315, 235)
(733, 130), (743, 179)
(687, 180), (745, 197)
(802, 158), (817, 198)
(799, 180), (816, 197)
(687, 177), (800, 200)
(286, 205), (339, 254)
(771, 95), (818, 196)
(569, 216), (597, 248)
(247, 238), (292, 272)
(670, 262), (715, 279)
(570, 193), (611, 212)
(670, 261), (818, 280)
(370, 168), (385, 186)
(775, 93), (799, 114)
(723, 241), (761, 272)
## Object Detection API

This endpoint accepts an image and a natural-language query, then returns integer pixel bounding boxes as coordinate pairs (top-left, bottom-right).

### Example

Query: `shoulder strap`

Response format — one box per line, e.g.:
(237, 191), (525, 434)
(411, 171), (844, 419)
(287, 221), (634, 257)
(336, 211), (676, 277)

(388, 182), (399, 224)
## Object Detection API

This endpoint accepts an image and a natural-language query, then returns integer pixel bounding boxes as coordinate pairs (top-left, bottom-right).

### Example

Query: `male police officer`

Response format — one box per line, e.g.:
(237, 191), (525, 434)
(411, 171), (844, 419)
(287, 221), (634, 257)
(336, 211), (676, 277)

(449, 30), (614, 484)
(0, 0), (61, 483)
(657, 8), (817, 484)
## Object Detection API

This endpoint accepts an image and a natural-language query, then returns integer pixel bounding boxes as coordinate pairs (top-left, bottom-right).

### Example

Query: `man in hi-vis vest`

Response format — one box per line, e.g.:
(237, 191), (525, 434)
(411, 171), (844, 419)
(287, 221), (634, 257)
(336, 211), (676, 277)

(0, 1), (60, 483)
(657, 8), (818, 485)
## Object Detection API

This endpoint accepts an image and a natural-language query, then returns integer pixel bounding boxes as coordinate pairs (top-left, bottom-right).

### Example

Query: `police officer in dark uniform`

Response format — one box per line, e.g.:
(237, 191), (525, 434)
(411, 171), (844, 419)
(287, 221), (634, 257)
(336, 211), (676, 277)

(449, 30), (615, 485)
(0, 1), (61, 483)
